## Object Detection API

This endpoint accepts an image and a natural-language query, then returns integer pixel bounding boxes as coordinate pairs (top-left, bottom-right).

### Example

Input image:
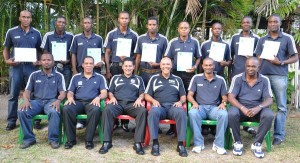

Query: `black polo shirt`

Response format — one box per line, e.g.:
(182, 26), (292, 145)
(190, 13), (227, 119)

(254, 31), (298, 76)
(70, 32), (104, 67)
(68, 72), (108, 101)
(228, 73), (273, 108)
(3, 25), (42, 58)
(165, 35), (201, 70)
(26, 69), (66, 100)
(134, 32), (168, 69)
(230, 31), (259, 77)
(41, 31), (74, 61)
(145, 74), (186, 103)
(188, 73), (227, 106)
(104, 27), (138, 62)
(109, 74), (145, 102)
(201, 37), (231, 75)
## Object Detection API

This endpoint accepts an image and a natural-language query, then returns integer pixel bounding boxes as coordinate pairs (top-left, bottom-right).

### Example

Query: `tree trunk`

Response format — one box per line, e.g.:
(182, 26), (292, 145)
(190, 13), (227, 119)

(96, 0), (99, 34)
(201, 0), (207, 42)
(166, 0), (179, 38)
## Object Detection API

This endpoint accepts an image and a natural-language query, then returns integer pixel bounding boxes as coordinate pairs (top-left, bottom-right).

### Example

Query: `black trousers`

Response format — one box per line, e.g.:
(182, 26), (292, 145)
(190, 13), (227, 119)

(102, 101), (147, 143)
(173, 70), (194, 92)
(63, 101), (101, 142)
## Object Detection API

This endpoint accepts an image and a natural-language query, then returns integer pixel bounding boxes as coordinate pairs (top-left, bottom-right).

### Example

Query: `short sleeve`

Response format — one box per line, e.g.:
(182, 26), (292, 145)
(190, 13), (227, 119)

(262, 77), (273, 99)
(194, 40), (202, 58)
(68, 75), (77, 92)
(228, 75), (240, 96)
(70, 36), (78, 54)
(99, 74), (108, 91)
(138, 76), (145, 95)
(25, 73), (35, 92)
(145, 76), (154, 96)
(104, 33), (112, 50)
(3, 30), (13, 48)
(178, 77), (186, 97)
(287, 36), (298, 56)
(188, 76), (197, 92)
(108, 75), (117, 93)
(165, 42), (173, 58)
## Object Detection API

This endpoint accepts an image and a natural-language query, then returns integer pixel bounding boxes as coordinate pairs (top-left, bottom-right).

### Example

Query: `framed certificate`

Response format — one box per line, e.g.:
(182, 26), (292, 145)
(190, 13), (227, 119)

(116, 38), (132, 57)
(14, 48), (37, 62)
(87, 48), (102, 64)
(209, 42), (226, 62)
(141, 43), (157, 62)
(52, 42), (67, 61)
(177, 52), (193, 71)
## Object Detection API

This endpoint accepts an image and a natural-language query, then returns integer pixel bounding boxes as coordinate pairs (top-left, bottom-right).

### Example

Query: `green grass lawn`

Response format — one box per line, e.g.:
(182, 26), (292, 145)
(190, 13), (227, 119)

(0, 112), (300, 162)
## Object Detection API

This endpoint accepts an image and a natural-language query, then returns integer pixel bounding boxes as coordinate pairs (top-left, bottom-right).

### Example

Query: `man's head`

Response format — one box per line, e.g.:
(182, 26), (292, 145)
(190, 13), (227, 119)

(211, 22), (222, 38)
(82, 17), (93, 32)
(19, 10), (32, 28)
(118, 11), (130, 28)
(122, 57), (135, 76)
(82, 56), (95, 73)
(41, 53), (54, 70)
(241, 16), (252, 32)
(202, 57), (215, 75)
(146, 17), (158, 34)
(55, 16), (66, 32)
(178, 21), (190, 37)
(245, 57), (259, 77)
(160, 57), (172, 75)
(268, 14), (281, 32)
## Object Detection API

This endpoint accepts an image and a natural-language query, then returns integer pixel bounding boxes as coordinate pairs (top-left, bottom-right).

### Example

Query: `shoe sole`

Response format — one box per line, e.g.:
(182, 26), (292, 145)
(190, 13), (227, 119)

(233, 151), (243, 156)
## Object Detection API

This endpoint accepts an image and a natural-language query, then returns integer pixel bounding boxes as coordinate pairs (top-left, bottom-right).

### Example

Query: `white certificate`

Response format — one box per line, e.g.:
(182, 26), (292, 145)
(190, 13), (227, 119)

(141, 43), (157, 62)
(52, 42), (67, 61)
(238, 37), (255, 56)
(14, 48), (37, 62)
(209, 42), (226, 62)
(260, 41), (280, 60)
(116, 38), (132, 57)
(87, 48), (102, 63)
(176, 52), (193, 71)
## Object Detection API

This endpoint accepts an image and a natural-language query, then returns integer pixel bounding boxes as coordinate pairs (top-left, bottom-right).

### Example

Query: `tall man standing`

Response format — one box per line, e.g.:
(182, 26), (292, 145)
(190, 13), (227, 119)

(254, 14), (298, 145)
(229, 16), (260, 135)
(134, 16), (168, 86)
(41, 16), (73, 88)
(201, 22), (231, 77)
(104, 11), (138, 131)
(18, 53), (66, 149)
(3, 10), (42, 130)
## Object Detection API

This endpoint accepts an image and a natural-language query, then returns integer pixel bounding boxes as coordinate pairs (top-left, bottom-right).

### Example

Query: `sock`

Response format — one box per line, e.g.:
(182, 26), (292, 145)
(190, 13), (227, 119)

(153, 139), (159, 145)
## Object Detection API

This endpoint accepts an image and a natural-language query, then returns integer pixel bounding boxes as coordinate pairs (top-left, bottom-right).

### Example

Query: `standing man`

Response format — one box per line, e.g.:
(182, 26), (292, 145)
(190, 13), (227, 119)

(104, 11), (138, 80)
(187, 57), (228, 155)
(99, 57), (147, 155)
(70, 17), (104, 75)
(3, 10), (42, 130)
(63, 56), (108, 150)
(229, 16), (260, 135)
(104, 11), (138, 131)
(165, 21), (201, 92)
(145, 57), (188, 157)
(228, 57), (274, 158)
(134, 16), (168, 86)
(18, 53), (66, 149)
(41, 16), (74, 88)
(254, 14), (298, 145)
(201, 22), (231, 77)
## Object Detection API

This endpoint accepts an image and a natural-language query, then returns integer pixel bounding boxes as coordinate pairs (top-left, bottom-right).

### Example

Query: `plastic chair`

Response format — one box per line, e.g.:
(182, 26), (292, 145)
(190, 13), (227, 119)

(225, 121), (272, 152)
(144, 101), (187, 146)
(19, 101), (64, 144)
(62, 100), (105, 144)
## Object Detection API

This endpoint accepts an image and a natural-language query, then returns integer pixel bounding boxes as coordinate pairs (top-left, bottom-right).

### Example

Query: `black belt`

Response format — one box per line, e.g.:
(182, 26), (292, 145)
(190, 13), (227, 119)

(111, 62), (122, 66)
(22, 62), (32, 64)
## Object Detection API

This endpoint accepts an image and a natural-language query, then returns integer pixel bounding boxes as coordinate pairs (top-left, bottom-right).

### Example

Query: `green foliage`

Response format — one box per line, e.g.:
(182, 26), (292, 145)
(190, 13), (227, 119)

(287, 71), (296, 103)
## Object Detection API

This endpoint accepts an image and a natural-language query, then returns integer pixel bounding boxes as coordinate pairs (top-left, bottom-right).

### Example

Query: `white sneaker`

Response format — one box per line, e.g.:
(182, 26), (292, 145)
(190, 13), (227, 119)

(76, 122), (84, 129)
(212, 144), (227, 155)
(233, 141), (243, 156)
(192, 145), (205, 153)
(251, 142), (265, 158)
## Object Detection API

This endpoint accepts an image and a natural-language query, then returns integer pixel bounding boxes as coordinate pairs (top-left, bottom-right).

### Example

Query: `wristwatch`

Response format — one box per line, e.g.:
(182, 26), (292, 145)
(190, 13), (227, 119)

(222, 101), (227, 105)
(280, 61), (285, 66)
(258, 104), (263, 109)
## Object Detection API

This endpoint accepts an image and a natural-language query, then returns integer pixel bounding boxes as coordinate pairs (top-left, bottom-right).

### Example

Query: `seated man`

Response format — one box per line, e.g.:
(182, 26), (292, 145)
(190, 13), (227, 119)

(18, 53), (66, 149)
(228, 57), (274, 158)
(99, 57), (147, 155)
(187, 57), (228, 155)
(145, 57), (187, 157)
(63, 56), (107, 150)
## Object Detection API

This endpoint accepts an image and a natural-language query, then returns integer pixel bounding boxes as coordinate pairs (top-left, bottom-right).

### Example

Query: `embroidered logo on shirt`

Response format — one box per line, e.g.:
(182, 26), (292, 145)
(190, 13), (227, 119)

(258, 89), (261, 92)
(78, 81), (82, 86)
(94, 43), (96, 45)
(153, 79), (163, 91)
(115, 77), (124, 88)
(170, 79), (179, 90)
(78, 42), (83, 46)
(197, 84), (203, 86)
(175, 48), (180, 51)
(14, 36), (20, 39)
(32, 37), (35, 39)
(130, 79), (140, 88)
(53, 81), (55, 83)
(169, 80), (175, 84)
(214, 85), (217, 88)
(113, 39), (118, 42)
(35, 80), (41, 83)
(158, 81), (162, 84)
(94, 81), (97, 84)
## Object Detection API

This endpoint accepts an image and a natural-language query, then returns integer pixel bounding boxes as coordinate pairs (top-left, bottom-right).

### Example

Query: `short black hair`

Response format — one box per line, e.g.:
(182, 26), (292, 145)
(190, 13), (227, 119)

(212, 21), (222, 28)
(119, 11), (130, 18)
(268, 14), (281, 22)
(56, 16), (66, 21)
(122, 57), (135, 65)
(41, 53), (54, 61)
(84, 56), (94, 64)
(241, 16), (252, 23)
(147, 16), (158, 24)
(178, 21), (190, 27)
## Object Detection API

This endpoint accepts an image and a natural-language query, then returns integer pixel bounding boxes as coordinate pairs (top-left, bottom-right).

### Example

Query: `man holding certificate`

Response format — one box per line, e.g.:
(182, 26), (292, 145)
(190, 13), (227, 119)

(3, 10), (42, 131)
(165, 21), (201, 92)
(229, 16), (260, 78)
(41, 16), (73, 88)
(254, 14), (298, 146)
(70, 17), (104, 75)
(134, 17), (168, 86)
(201, 22), (231, 77)
(104, 11), (138, 80)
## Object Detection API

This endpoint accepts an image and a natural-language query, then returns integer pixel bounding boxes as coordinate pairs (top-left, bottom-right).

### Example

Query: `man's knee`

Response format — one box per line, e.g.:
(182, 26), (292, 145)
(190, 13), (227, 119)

(261, 108), (274, 121)
(188, 109), (199, 119)
(218, 110), (228, 119)
(228, 106), (240, 119)
(148, 107), (161, 117)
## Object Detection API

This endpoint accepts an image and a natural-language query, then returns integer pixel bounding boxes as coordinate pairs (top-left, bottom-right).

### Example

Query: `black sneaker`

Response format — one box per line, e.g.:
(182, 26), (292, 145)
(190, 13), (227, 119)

(34, 121), (42, 130)
(122, 123), (130, 132)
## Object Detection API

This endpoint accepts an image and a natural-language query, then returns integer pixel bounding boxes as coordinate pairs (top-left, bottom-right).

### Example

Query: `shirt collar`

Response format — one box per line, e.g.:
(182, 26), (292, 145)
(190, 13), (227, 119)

(146, 32), (160, 41)
(159, 73), (174, 79)
(239, 30), (254, 37)
(121, 74), (136, 78)
(241, 72), (262, 83)
(54, 30), (67, 38)
(18, 25), (33, 33)
(80, 32), (96, 39)
(178, 35), (192, 43)
(210, 36), (223, 42)
(203, 72), (216, 81)
(117, 27), (131, 35)
(80, 72), (96, 78)
(267, 30), (283, 38)
(41, 68), (55, 77)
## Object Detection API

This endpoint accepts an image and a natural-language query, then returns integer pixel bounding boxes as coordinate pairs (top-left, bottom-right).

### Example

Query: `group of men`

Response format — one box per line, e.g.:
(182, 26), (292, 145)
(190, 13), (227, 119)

(3, 9), (298, 159)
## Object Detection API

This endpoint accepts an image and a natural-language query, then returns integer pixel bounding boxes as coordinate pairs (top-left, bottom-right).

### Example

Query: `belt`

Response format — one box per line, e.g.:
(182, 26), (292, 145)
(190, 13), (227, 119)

(22, 62), (32, 64)
(140, 68), (160, 74)
(111, 62), (122, 66)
